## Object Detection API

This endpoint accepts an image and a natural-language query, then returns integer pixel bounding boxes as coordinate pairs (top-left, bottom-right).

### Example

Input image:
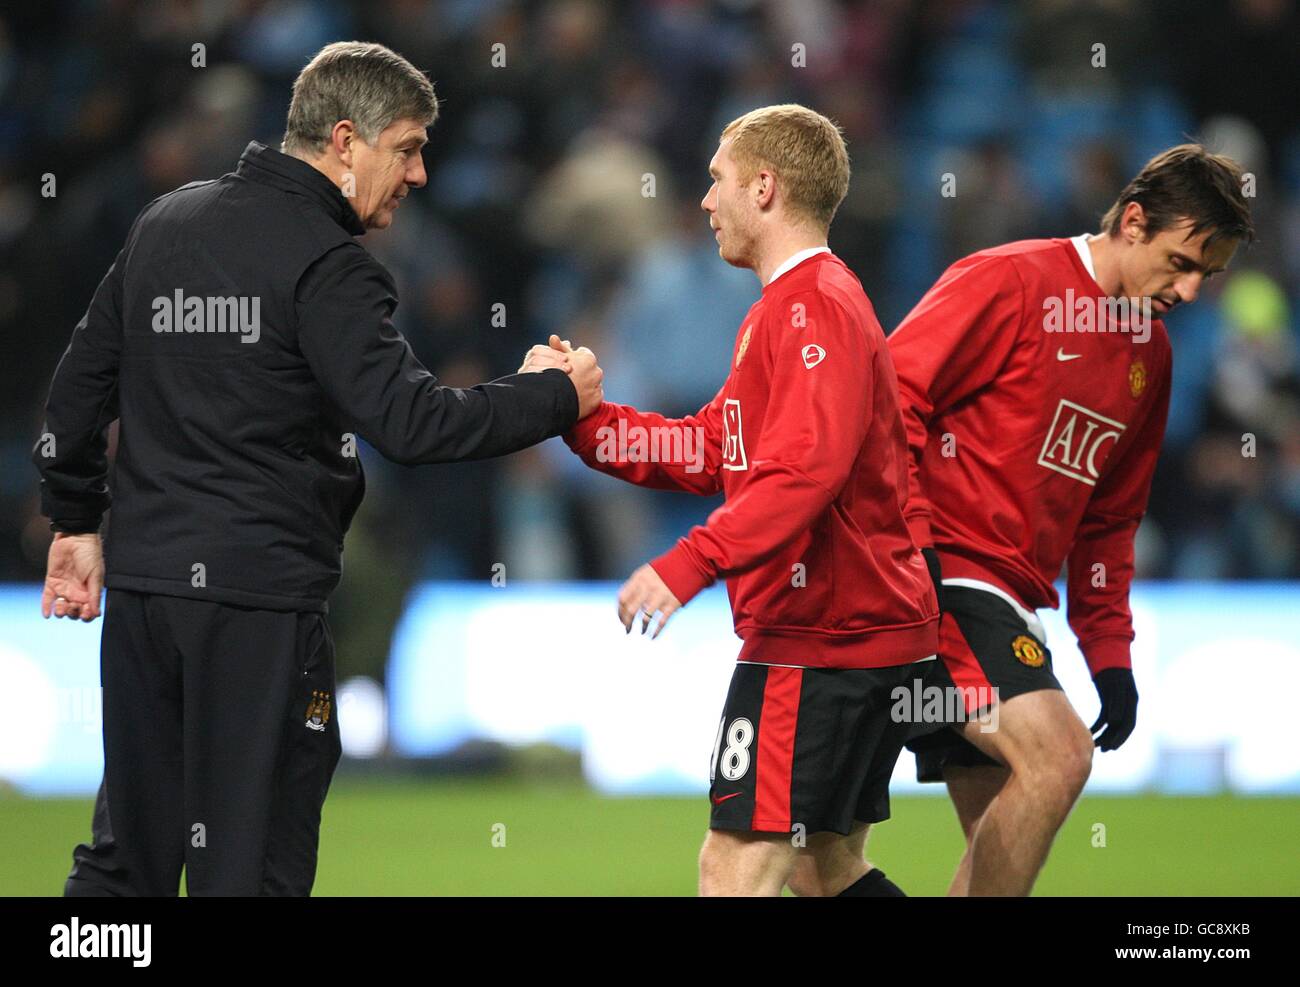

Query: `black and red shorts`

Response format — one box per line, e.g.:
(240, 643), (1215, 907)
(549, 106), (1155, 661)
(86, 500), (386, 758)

(906, 585), (1061, 783)
(707, 660), (924, 836)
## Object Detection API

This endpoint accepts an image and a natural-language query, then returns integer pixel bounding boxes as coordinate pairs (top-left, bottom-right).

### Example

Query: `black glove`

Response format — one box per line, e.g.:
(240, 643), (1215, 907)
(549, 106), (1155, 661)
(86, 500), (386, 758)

(920, 546), (944, 612)
(1090, 668), (1138, 751)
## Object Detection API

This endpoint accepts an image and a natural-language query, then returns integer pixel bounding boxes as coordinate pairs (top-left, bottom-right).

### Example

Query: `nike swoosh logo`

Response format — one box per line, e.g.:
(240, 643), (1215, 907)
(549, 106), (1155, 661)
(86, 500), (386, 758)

(1057, 349), (1082, 361)
(711, 792), (743, 806)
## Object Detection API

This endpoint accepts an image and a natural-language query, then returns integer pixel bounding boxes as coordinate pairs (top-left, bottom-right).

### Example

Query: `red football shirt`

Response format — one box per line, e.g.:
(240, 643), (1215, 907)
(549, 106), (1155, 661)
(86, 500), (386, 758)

(888, 237), (1172, 673)
(565, 251), (939, 669)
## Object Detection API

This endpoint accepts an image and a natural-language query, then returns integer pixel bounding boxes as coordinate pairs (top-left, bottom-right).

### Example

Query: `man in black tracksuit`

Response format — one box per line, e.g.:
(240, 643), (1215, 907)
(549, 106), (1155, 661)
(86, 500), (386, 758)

(32, 42), (601, 895)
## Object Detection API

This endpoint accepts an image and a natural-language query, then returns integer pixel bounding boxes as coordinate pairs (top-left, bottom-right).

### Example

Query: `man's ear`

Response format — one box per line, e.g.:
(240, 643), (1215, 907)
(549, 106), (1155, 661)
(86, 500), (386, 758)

(330, 120), (357, 168)
(754, 168), (776, 210)
(1120, 201), (1149, 245)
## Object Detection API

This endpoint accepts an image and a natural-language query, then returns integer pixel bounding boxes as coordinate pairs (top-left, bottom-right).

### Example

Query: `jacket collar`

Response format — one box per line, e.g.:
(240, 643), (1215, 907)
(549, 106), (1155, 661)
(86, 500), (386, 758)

(235, 141), (366, 237)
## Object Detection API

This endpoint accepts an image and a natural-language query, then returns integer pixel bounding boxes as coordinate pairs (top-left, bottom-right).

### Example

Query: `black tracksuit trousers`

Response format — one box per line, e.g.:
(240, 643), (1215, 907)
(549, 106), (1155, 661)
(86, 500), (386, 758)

(64, 589), (342, 896)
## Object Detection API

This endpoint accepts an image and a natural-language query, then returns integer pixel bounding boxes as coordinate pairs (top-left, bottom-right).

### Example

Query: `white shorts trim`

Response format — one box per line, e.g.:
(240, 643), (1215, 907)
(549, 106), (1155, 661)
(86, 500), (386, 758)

(737, 654), (937, 669)
(942, 578), (1047, 645)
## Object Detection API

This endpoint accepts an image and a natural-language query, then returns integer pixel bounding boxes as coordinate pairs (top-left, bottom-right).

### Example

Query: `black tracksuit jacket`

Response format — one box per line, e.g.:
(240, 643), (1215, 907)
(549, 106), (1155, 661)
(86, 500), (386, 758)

(33, 141), (578, 611)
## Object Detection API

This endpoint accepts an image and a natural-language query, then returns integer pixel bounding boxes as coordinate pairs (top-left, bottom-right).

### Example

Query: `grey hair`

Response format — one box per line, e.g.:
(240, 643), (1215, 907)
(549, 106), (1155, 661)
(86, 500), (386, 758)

(282, 41), (438, 156)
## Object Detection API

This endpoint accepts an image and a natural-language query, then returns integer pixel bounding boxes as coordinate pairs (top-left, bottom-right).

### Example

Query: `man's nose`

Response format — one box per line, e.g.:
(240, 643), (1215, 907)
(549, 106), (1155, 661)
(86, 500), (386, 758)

(407, 158), (427, 190)
(1176, 272), (1204, 305)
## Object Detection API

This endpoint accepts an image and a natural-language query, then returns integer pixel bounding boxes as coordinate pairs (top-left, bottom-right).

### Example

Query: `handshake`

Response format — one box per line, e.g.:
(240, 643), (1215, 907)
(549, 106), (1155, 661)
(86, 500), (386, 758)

(517, 333), (604, 419)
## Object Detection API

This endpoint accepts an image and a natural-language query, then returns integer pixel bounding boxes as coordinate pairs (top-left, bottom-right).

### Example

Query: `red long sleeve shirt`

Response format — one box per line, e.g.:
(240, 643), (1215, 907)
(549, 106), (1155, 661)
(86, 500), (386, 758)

(888, 238), (1172, 674)
(565, 251), (939, 669)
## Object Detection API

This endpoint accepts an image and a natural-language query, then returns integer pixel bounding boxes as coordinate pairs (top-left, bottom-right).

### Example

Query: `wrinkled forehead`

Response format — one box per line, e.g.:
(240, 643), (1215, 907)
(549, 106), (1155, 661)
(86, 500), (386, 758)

(378, 117), (430, 149)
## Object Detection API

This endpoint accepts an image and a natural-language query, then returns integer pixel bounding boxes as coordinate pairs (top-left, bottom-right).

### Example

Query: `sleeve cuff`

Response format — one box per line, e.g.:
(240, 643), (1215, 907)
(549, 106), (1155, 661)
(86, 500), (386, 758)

(545, 367), (581, 433)
(563, 401), (616, 454)
(649, 542), (714, 606)
(1081, 636), (1132, 675)
(49, 516), (103, 535)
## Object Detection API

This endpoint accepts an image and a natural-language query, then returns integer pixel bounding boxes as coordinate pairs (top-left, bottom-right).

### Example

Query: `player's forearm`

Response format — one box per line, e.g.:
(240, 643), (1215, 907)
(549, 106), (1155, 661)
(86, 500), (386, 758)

(1066, 521), (1140, 672)
(887, 370), (944, 545)
(1066, 386), (1164, 671)
(651, 465), (835, 603)
(564, 400), (722, 495)
(1076, 634), (1133, 673)
(658, 375), (867, 595)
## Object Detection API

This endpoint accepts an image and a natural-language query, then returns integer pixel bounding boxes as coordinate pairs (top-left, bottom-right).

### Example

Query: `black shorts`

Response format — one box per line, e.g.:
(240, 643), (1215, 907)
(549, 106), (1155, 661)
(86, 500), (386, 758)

(906, 585), (1061, 783)
(708, 660), (922, 836)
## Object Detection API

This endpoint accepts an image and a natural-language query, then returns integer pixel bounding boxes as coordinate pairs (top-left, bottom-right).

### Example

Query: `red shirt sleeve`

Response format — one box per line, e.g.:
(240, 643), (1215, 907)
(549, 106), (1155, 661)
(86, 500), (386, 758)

(563, 389), (726, 496)
(1066, 356), (1171, 675)
(887, 255), (1024, 546)
(649, 292), (874, 605)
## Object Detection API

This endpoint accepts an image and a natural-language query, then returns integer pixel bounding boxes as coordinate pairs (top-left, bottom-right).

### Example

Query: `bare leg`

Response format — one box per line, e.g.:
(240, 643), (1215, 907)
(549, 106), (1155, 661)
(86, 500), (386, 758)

(698, 828), (800, 897)
(957, 690), (1093, 896)
(943, 764), (1010, 896)
(786, 823), (872, 896)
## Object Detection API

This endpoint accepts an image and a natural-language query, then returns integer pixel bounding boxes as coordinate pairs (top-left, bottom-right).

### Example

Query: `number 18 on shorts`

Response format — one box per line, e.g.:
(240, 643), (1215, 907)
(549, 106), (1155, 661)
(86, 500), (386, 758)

(707, 661), (920, 836)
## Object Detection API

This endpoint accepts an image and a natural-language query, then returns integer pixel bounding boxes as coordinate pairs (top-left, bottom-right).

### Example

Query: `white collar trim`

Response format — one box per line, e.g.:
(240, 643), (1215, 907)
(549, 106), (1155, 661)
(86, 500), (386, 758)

(1070, 234), (1098, 280)
(767, 246), (830, 285)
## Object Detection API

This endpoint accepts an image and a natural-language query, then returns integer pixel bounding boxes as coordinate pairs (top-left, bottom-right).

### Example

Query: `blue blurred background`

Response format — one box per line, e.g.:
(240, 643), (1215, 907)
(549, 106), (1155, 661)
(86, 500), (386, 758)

(0, 0), (1297, 800)
(4, 581), (1297, 797)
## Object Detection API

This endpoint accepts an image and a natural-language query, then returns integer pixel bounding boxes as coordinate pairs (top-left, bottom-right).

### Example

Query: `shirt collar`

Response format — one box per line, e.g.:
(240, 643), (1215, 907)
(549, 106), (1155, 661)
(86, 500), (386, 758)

(766, 246), (831, 286)
(235, 141), (366, 237)
(1070, 234), (1098, 280)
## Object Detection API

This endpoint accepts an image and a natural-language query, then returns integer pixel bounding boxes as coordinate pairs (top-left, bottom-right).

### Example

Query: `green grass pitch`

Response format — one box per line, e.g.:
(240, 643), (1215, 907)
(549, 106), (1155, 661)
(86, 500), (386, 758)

(1, 780), (1296, 895)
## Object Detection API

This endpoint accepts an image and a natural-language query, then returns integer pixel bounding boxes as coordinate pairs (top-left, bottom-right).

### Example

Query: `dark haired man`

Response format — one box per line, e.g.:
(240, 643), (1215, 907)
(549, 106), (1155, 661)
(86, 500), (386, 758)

(885, 144), (1254, 896)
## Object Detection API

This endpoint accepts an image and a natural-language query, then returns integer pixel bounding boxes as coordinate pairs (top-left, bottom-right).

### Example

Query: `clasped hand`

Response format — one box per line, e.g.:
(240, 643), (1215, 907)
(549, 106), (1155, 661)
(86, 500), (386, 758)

(518, 334), (603, 418)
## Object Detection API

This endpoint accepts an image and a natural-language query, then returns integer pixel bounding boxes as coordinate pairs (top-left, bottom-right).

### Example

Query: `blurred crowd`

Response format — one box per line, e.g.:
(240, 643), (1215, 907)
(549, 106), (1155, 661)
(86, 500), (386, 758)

(2, 0), (1297, 678)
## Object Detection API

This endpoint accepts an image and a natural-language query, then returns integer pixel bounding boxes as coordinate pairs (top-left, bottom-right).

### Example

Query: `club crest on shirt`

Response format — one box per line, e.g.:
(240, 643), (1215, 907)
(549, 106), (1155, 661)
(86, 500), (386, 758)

(305, 690), (331, 732)
(735, 325), (752, 369)
(1011, 635), (1046, 668)
(1129, 358), (1147, 399)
